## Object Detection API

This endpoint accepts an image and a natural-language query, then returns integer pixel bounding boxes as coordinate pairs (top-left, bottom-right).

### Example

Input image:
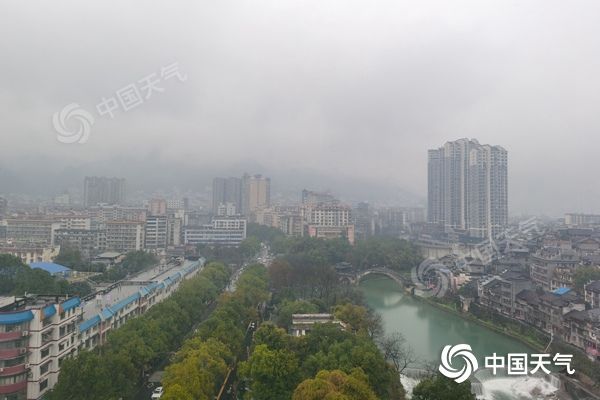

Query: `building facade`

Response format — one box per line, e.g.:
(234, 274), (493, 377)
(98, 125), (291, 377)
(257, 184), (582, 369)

(428, 138), (508, 239)
(241, 174), (270, 216)
(212, 177), (242, 215)
(83, 177), (126, 208)
(184, 218), (247, 246)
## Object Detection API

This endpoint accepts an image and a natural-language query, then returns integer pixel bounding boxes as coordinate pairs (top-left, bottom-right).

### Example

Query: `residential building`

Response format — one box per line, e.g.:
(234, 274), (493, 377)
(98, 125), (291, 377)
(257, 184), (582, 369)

(302, 202), (355, 244)
(166, 198), (188, 211)
(0, 196), (7, 218)
(428, 138), (508, 239)
(585, 280), (600, 308)
(354, 202), (373, 241)
(145, 215), (168, 250)
(515, 288), (585, 339)
(0, 244), (60, 264)
(0, 260), (204, 399)
(167, 211), (184, 247)
(104, 221), (145, 252)
(0, 295), (82, 400)
(530, 247), (580, 291)
(87, 205), (146, 224)
(83, 177), (126, 207)
(278, 210), (304, 237)
(148, 199), (167, 216)
(212, 177), (242, 215)
(216, 202), (238, 217)
(564, 213), (600, 226)
(563, 309), (600, 361)
(4, 218), (61, 246)
(241, 174), (270, 216)
(184, 217), (247, 246)
(54, 229), (107, 260)
(56, 217), (91, 231)
(478, 271), (532, 316)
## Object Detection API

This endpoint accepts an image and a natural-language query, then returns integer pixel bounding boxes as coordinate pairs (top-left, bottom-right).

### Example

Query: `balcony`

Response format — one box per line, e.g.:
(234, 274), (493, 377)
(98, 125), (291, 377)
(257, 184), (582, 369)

(0, 363), (27, 376)
(0, 330), (27, 342)
(0, 348), (27, 359)
(0, 379), (27, 395)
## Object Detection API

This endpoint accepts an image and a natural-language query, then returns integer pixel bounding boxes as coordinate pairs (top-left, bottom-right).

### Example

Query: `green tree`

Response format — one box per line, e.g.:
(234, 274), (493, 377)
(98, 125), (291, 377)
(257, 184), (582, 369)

(276, 300), (320, 328)
(163, 339), (231, 400)
(53, 245), (86, 270)
(293, 369), (378, 400)
(240, 236), (262, 259)
(240, 344), (301, 400)
(412, 374), (475, 400)
(573, 266), (600, 290)
(0, 254), (27, 295)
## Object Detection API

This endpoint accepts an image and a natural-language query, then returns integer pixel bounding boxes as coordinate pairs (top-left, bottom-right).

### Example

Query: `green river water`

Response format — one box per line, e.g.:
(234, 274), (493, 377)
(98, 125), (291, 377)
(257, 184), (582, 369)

(359, 276), (572, 400)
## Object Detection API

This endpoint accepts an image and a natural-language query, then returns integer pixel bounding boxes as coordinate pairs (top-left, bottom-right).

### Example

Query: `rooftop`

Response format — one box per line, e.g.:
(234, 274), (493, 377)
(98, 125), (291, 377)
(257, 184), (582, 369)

(30, 262), (71, 275)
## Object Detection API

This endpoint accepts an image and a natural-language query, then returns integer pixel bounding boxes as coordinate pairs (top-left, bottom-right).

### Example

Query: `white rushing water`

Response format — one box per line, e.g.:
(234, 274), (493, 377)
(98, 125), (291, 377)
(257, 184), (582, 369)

(402, 370), (560, 400)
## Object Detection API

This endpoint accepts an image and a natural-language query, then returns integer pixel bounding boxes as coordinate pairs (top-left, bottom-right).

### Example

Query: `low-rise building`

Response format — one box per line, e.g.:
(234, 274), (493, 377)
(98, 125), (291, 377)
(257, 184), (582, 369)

(184, 218), (247, 246)
(4, 219), (61, 246)
(0, 244), (60, 264)
(54, 229), (107, 260)
(515, 288), (585, 339)
(584, 280), (600, 308)
(478, 271), (532, 316)
(290, 314), (346, 337)
(530, 248), (579, 291)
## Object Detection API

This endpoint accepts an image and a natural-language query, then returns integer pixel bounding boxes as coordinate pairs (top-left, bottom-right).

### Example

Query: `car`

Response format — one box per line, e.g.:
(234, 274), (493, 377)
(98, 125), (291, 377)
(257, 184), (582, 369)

(151, 386), (164, 399)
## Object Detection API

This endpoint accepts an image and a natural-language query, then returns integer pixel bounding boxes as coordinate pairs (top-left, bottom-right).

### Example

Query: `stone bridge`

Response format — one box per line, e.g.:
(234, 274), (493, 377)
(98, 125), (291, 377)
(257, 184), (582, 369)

(338, 267), (409, 287)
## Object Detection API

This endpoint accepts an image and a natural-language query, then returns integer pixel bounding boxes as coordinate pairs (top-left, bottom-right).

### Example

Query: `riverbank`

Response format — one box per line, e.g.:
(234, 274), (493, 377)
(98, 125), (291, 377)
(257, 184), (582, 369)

(407, 291), (600, 399)
(408, 292), (547, 351)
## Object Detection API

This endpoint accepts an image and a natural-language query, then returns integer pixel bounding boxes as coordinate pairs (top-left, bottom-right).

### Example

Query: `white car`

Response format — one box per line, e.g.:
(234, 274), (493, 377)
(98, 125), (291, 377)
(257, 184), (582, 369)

(151, 386), (164, 399)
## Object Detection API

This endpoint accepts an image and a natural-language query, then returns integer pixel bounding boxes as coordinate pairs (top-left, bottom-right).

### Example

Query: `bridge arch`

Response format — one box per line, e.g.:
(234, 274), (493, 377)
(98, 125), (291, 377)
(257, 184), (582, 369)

(354, 268), (407, 287)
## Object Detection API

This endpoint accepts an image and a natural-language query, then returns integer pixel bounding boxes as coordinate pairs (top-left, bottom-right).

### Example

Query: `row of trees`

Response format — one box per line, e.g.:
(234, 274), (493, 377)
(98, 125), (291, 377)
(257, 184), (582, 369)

(48, 262), (231, 400)
(241, 322), (405, 400)
(0, 254), (92, 297)
(271, 236), (422, 271)
(161, 264), (271, 400)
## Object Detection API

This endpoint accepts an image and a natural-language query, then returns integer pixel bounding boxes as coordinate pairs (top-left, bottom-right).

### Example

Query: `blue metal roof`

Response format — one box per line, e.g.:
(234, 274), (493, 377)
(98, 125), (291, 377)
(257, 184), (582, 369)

(30, 262), (71, 274)
(61, 297), (81, 311)
(79, 315), (101, 332)
(553, 287), (571, 295)
(145, 282), (160, 293)
(100, 308), (114, 320)
(109, 293), (140, 314)
(43, 304), (56, 319)
(0, 310), (34, 325)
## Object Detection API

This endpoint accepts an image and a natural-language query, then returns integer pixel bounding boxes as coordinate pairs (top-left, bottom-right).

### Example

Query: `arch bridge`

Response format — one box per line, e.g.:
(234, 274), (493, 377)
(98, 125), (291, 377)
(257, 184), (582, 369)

(338, 267), (409, 287)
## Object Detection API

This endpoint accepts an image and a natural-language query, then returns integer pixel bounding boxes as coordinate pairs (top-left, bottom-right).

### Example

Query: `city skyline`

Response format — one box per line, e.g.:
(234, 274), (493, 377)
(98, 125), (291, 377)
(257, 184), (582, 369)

(3, 1), (600, 216)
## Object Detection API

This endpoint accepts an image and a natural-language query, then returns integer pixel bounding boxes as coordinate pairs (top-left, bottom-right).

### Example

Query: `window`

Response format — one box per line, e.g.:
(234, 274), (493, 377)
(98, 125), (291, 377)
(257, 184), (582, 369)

(40, 362), (51, 375)
(41, 346), (50, 359)
(39, 379), (48, 391)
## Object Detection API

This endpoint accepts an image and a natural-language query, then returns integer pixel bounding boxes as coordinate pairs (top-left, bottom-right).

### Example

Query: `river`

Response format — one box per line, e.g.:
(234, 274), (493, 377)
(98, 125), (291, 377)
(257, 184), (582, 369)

(360, 276), (564, 400)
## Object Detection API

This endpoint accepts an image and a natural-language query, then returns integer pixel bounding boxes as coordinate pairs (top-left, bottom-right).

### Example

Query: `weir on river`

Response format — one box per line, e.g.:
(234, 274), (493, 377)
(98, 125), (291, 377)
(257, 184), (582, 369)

(359, 276), (567, 400)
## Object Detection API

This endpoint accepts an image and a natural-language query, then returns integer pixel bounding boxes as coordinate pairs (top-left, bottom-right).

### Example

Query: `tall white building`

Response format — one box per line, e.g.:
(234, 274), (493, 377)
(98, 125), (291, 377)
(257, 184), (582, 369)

(428, 138), (508, 239)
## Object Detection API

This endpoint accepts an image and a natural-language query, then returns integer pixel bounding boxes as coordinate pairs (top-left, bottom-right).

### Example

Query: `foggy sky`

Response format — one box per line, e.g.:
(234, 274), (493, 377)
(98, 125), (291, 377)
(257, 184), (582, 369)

(1, 0), (600, 216)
